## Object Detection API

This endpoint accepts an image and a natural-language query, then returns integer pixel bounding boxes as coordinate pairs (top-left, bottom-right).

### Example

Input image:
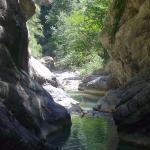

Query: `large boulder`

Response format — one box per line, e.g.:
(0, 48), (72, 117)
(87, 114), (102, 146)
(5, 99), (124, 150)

(43, 84), (81, 114)
(95, 70), (150, 134)
(79, 75), (119, 92)
(29, 56), (58, 87)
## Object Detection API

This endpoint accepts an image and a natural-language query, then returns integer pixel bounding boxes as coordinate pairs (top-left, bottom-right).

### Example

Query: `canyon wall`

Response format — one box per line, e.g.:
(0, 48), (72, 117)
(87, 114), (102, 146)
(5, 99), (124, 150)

(100, 0), (150, 140)
(100, 0), (150, 84)
(0, 1), (71, 149)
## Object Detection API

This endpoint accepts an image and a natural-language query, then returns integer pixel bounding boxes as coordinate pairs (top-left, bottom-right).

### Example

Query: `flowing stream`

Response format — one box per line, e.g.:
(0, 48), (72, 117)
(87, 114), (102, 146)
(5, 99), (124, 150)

(48, 71), (145, 150)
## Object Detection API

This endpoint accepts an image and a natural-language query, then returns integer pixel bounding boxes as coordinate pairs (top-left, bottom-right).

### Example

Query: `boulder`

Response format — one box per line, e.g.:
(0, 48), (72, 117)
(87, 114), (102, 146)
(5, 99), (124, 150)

(95, 70), (150, 134)
(55, 71), (81, 92)
(95, 89), (122, 113)
(79, 75), (119, 91)
(29, 56), (58, 87)
(40, 56), (55, 70)
(43, 84), (82, 114)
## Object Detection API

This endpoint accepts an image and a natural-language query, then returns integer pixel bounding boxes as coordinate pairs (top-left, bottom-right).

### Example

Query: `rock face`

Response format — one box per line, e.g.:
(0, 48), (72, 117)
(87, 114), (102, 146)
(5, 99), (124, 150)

(0, 0), (29, 72)
(96, 70), (150, 136)
(0, 0), (71, 149)
(99, 0), (150, 138)
(100, 0), (150, 84)
(0, 101), (55, 150)
(113, 70), (150, 133)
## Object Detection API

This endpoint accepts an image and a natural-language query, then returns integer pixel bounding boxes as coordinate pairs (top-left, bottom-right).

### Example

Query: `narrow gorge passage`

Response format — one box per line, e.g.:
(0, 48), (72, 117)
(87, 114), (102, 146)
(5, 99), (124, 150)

(0, 0), (150, 150)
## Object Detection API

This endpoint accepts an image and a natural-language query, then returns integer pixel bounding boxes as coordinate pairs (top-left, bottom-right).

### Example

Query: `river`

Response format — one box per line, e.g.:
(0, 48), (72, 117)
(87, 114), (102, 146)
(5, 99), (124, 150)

(47, 71), (146, 150)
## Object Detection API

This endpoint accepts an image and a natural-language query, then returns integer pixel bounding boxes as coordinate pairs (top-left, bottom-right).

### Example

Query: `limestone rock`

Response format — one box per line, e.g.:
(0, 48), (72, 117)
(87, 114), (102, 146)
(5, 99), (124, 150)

(79, 75), (119, 91)
(0, 69), (71, 139)
(96, 70), (150, 133)
(96, 89), (122, 113)
(43, 84), (81, 114)
(113, 70), (150, 132)
(29, 56), (58, 87)
(100, 0), (150, 84)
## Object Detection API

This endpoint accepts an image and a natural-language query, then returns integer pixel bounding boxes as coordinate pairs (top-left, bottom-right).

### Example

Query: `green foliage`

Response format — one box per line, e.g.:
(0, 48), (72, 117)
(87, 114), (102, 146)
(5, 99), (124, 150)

(79, 52), (103, 75)
(50, 0), (111, 71)
(39, 0), (72, 56)
(27, 5), (43, 58)
(27, 0), (111, 74)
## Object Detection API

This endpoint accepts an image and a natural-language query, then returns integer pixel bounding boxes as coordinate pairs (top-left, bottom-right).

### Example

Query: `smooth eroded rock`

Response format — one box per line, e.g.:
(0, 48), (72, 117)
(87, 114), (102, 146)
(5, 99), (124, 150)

(29, 56), (58, 87)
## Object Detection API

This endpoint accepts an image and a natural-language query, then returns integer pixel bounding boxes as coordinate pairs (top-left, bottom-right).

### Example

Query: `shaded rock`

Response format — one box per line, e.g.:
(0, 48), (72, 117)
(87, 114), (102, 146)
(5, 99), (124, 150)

(0, 69), (71, 139)
(95, 89), (122, 113)
(0, 0), (71, 149)
(113, 70), (150, 132)
(95, 70), (150, 133)
(0, 0), (29, 72)
(0, 102), (49, 150)
(29, 56), (58, 87)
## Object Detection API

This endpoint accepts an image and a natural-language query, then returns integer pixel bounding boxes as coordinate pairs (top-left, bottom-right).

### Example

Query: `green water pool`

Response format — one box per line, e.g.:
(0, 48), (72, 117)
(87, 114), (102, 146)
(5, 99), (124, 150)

(48, 116), (145, 150)
(48, 92), (146, 150)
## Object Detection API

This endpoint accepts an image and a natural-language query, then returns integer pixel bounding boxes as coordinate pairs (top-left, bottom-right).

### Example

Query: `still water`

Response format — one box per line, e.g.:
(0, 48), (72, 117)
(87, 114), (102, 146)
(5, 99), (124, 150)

(60, 116), (118, 150)
(48, 92), (145, 150)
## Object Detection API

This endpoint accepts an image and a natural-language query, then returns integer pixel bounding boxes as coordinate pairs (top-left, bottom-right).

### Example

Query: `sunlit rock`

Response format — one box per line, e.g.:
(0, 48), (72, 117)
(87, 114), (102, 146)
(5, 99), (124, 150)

(29, 56), (58, 87)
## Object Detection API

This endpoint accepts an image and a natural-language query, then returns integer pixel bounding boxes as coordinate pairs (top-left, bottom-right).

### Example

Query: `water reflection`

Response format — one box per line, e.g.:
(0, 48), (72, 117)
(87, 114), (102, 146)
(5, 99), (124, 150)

(47, 127), (71, 149)
(47, 91), (144, 150)
(47, 116), (118, 150)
